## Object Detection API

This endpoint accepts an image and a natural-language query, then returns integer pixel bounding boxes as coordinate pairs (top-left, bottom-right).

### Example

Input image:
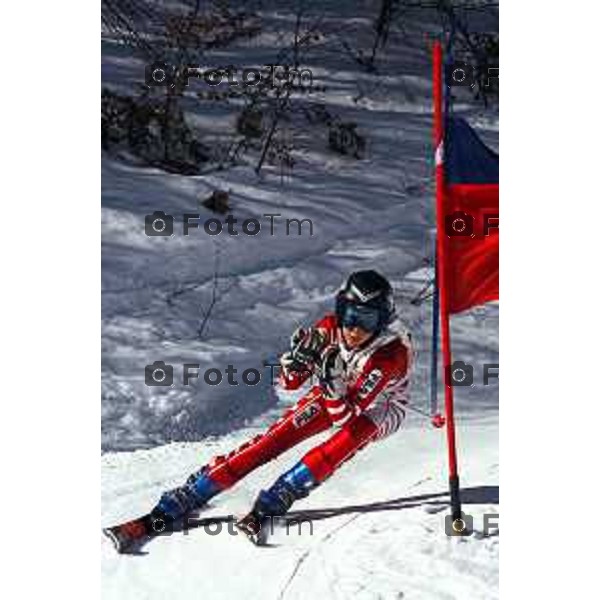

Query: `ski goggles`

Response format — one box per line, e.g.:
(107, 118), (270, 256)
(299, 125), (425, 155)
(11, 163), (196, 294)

(335, 297), (381, 333)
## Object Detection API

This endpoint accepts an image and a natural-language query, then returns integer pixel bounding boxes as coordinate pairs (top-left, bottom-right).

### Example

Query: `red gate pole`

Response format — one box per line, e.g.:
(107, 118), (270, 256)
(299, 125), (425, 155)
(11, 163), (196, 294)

(433, 41), (463, 525)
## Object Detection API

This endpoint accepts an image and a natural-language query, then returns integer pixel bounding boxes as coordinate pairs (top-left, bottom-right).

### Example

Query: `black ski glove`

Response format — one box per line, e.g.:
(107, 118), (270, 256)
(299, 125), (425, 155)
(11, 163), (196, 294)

(281, 326), (329, 377)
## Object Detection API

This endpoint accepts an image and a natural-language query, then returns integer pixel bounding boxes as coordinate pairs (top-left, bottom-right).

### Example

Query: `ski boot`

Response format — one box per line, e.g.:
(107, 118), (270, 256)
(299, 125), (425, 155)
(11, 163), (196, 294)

(235, 461), (318, 546)
(104, 466), (221, 553)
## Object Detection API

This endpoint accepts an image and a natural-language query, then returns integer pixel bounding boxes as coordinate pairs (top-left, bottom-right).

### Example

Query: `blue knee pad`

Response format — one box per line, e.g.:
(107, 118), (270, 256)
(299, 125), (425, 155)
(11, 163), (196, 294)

(255, 461), (318, 517)
(156, 468), (221, 521)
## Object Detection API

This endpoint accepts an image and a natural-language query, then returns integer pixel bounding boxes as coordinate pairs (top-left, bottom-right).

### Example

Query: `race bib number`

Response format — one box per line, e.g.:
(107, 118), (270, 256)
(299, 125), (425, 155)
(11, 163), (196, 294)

(357, 368), (382, 399)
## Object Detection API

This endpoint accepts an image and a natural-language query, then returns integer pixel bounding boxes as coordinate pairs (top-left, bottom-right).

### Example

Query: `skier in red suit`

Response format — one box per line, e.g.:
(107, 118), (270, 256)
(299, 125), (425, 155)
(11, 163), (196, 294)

(104, 270), (413, 551)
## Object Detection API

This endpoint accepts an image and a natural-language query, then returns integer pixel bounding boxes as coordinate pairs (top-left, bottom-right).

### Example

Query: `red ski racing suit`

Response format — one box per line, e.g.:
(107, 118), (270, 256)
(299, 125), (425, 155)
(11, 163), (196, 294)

(154, 313), (413, 522)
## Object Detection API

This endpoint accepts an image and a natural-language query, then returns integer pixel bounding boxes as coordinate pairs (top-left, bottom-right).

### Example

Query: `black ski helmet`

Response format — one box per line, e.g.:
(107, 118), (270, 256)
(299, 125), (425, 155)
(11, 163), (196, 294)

(335, 270), (395, 333)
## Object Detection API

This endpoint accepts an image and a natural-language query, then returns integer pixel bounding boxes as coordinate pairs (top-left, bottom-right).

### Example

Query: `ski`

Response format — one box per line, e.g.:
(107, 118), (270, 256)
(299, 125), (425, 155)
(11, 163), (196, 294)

(234, 511), (272, 546)
(103, 511), (239, 554)
(102, 512), (170, 554)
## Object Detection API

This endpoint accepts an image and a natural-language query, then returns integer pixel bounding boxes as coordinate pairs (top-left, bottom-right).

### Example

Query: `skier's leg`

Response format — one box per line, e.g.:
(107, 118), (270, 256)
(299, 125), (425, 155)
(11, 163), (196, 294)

(247, 414), (378, 519)
(248, 397), (407, 519)
(154, 389), (331, 521)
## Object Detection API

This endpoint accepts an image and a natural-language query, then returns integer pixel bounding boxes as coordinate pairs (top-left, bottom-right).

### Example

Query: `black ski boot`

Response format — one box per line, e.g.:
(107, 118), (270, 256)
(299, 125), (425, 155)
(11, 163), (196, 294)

(235, 461), (319, 546)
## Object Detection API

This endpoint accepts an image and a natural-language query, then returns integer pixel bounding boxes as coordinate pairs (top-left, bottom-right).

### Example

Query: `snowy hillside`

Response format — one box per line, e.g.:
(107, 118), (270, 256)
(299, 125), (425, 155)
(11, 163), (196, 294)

(102, 1), (498, 598)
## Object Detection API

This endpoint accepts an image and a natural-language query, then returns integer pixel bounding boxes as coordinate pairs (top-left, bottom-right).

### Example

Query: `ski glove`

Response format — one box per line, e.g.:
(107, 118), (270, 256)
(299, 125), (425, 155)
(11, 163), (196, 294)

(281, 327), (329, 378)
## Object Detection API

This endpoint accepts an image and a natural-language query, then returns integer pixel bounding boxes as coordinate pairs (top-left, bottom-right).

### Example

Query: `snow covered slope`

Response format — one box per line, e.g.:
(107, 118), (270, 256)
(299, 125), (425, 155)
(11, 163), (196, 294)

(102, 2), (498, 597)
(102, 413), (498, 599)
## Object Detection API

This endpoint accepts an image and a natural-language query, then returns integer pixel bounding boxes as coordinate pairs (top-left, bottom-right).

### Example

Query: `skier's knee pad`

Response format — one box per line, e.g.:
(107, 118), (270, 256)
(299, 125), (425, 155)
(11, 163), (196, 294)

(255, 461), (318, 517)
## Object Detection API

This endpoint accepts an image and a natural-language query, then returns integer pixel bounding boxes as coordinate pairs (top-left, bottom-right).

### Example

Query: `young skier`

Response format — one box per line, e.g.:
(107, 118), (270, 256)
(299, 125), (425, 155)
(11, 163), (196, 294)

(104, 270), (413, 551)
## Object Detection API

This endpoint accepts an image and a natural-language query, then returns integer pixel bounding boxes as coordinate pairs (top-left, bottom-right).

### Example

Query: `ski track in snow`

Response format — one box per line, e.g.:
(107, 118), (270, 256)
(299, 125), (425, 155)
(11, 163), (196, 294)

(102, 2), (498, 598)
(277, 513), (362, 600)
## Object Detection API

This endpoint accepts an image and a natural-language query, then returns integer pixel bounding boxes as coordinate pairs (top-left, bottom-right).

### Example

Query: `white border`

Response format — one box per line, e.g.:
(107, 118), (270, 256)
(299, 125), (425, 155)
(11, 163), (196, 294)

(502, 0), (597, 596)
(0, 2), (99, 597)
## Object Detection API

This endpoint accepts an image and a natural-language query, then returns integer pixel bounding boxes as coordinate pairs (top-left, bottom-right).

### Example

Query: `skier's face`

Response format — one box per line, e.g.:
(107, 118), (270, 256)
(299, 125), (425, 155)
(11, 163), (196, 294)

(341, 325), (372, 349)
